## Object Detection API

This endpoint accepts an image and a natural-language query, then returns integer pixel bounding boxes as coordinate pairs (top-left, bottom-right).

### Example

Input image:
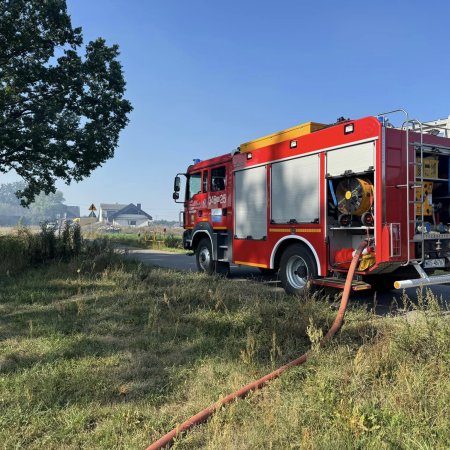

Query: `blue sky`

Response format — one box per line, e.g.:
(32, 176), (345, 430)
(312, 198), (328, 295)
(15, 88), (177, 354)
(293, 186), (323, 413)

(9, 1), (450, 220)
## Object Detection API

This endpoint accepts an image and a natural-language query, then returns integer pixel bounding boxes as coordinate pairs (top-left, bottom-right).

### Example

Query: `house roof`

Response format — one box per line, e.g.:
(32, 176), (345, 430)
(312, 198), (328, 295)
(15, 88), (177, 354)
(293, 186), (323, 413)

(99, 203), (128, 211)
(110, 203), (153, 221)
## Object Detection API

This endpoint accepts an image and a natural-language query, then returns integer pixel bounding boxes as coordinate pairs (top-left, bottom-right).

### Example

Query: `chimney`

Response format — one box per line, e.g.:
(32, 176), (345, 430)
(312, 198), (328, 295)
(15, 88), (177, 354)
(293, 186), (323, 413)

(137, 203), (141, 211)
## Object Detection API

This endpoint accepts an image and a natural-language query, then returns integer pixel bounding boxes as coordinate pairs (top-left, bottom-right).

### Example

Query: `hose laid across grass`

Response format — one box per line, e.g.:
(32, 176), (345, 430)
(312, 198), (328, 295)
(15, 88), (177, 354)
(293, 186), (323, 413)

(146, 240), (369, 450)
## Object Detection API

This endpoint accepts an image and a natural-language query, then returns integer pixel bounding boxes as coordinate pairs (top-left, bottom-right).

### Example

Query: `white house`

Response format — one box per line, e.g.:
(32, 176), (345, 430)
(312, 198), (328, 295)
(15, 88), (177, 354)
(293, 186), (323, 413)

(98, 203), (128, 223)
(101, 203), (152, 227)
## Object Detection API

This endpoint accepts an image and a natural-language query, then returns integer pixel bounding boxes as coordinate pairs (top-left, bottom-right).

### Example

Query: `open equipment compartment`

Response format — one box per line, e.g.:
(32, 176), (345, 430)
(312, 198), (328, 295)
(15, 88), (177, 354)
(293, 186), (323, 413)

(413, 143), (450, 267)
(325, 140), (376, 270)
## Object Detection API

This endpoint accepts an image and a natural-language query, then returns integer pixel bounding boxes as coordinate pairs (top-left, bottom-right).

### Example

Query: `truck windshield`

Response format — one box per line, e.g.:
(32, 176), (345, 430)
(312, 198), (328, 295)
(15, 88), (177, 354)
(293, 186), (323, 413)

(188, 172), (201, 199)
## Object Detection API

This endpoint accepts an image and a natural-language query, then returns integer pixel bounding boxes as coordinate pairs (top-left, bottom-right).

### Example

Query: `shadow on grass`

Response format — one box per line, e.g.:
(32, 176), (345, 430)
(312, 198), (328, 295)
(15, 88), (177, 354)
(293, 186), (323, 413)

(0, 262), (337, 410)
(3, 259), (447, 410)
(1, 257), (450, 449)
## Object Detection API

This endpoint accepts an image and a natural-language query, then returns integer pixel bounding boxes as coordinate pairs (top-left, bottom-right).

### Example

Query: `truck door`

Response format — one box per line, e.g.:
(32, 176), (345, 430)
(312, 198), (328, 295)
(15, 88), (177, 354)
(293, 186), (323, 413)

(186, 170), (206, 228)
(208, 165), (228, 227)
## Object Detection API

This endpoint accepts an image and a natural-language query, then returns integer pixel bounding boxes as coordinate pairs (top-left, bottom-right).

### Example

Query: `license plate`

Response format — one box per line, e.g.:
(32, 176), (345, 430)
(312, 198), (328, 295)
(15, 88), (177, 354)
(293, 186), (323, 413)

(423, 258), (445, 268)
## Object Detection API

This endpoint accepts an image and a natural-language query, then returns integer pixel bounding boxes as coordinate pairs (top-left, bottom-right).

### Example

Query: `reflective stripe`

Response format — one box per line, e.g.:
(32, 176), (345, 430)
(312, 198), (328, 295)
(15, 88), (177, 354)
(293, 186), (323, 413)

(234, 261), (268, 268)
(269, 228), (321, 233)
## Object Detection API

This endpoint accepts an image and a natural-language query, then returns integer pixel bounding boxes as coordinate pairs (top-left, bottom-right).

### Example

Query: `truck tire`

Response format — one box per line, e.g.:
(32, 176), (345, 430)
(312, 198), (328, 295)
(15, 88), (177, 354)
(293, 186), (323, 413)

(195, 238), (230, 276)
(196, 238), (214, 274)
(279, 244), (317, 295)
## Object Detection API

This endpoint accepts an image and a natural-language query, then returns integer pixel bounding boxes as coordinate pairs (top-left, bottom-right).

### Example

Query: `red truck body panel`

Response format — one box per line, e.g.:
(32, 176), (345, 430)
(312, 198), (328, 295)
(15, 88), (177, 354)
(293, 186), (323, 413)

(180, 114), (450, 286)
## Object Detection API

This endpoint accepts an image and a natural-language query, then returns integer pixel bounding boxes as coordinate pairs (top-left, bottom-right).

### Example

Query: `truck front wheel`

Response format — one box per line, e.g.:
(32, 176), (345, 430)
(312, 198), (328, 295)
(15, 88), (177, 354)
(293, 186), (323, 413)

(279, 244), (317, 295)
(196, 238), (214, 274)
(195, 238), (230, 276)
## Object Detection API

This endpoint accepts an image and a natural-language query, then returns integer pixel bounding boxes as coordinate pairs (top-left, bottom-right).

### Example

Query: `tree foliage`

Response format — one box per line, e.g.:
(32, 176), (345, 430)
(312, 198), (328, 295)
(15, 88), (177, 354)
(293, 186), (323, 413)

(0, 181), (66, 223)
(0, 0), (132, 205)
(28, 190), (66, 223)
(0, 180), (27, 205)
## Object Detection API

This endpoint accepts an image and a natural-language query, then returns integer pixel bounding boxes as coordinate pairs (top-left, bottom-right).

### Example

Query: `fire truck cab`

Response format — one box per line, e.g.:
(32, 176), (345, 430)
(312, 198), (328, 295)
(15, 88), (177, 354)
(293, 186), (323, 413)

(173, 110), (450, 294)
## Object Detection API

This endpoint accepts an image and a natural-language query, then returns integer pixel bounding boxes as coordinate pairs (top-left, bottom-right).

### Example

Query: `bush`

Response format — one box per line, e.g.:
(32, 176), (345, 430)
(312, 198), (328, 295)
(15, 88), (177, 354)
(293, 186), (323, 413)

(71, 223), (82, 256)
(0, 233), (29, 274)
(0, 224), (106, 276)
(37, 222), (56, 261)
(164, 234), (182, 249)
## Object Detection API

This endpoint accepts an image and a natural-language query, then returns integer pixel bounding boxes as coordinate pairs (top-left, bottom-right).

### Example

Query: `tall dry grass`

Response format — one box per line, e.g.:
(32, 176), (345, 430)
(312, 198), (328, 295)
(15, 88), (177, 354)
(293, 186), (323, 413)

(0, 223), (83, 274)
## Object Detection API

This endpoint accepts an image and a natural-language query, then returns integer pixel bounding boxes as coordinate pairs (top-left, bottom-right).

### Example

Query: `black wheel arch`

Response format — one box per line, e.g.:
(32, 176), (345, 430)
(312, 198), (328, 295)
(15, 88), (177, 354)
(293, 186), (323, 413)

(272, 238), (319, 274)
(192, 222), (215, 257)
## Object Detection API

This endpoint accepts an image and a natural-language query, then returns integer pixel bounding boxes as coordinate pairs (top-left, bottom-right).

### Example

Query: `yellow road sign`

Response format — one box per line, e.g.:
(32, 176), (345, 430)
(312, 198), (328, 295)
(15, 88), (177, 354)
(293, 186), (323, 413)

(89, 203), (97, 211)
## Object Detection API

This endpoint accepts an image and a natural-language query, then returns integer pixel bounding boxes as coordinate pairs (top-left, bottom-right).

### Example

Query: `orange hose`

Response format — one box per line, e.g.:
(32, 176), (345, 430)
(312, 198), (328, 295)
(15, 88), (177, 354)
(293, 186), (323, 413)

(146, 240), (368, 450)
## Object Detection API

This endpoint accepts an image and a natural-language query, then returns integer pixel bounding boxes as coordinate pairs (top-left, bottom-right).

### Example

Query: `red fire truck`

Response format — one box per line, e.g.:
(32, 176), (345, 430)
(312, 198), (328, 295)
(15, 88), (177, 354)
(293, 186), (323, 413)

(173, 109), (450, 294)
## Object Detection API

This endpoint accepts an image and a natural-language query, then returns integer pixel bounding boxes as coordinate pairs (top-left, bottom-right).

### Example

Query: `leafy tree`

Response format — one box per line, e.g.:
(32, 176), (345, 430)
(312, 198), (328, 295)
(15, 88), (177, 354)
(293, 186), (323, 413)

(0, 180), (27, 205)
(0, 181), (66, 223)
(29, 190), (66, 223)
(0, 0), (132, 205)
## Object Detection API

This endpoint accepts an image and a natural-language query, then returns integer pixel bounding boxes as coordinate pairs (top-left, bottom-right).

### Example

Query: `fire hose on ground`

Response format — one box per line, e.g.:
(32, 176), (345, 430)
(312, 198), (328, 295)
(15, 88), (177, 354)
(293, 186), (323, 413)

(146, 239), (369, 450)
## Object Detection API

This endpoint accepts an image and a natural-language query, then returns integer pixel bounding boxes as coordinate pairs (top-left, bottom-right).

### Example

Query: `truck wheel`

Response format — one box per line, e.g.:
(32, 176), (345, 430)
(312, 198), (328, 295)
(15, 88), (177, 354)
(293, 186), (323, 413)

(196, 238), (214, 274)
(279, 244), (317, 295)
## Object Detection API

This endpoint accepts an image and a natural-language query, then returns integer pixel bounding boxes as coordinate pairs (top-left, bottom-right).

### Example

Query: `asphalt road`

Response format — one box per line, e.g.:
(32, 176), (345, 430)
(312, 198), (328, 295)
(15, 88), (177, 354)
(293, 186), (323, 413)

(124, 248), (450, 315)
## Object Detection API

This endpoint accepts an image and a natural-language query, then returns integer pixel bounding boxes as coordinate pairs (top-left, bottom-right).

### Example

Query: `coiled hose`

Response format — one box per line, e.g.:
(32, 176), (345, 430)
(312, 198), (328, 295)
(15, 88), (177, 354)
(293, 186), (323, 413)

(146, 239), (368, 450)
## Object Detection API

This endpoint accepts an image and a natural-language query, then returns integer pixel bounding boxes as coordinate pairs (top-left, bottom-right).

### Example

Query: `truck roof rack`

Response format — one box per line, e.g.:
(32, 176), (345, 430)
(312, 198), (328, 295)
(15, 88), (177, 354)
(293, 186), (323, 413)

(402, 115), (450, 137)
(419, 116), (450, 137)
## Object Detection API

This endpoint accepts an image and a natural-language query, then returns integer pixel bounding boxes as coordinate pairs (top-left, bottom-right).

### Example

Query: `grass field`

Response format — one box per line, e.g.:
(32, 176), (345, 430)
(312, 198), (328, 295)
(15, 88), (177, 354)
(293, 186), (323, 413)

(0, 253), (449, 449)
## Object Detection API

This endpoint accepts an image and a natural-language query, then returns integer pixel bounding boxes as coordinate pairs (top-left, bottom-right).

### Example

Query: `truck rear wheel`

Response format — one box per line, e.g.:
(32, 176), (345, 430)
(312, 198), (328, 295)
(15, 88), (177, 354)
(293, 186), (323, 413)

(196, 238), (214, 274)
(279, 244), (317, 295)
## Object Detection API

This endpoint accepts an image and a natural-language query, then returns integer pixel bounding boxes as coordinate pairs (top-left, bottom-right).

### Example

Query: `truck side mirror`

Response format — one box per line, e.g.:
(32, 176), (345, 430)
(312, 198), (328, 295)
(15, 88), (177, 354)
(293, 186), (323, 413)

(174, 176), (181, 192)
(172, 192), (179, 200)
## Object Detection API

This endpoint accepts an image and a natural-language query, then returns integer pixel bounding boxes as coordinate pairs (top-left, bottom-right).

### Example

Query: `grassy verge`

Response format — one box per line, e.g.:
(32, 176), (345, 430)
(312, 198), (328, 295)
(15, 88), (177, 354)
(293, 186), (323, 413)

(0, 256), (449, 449)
